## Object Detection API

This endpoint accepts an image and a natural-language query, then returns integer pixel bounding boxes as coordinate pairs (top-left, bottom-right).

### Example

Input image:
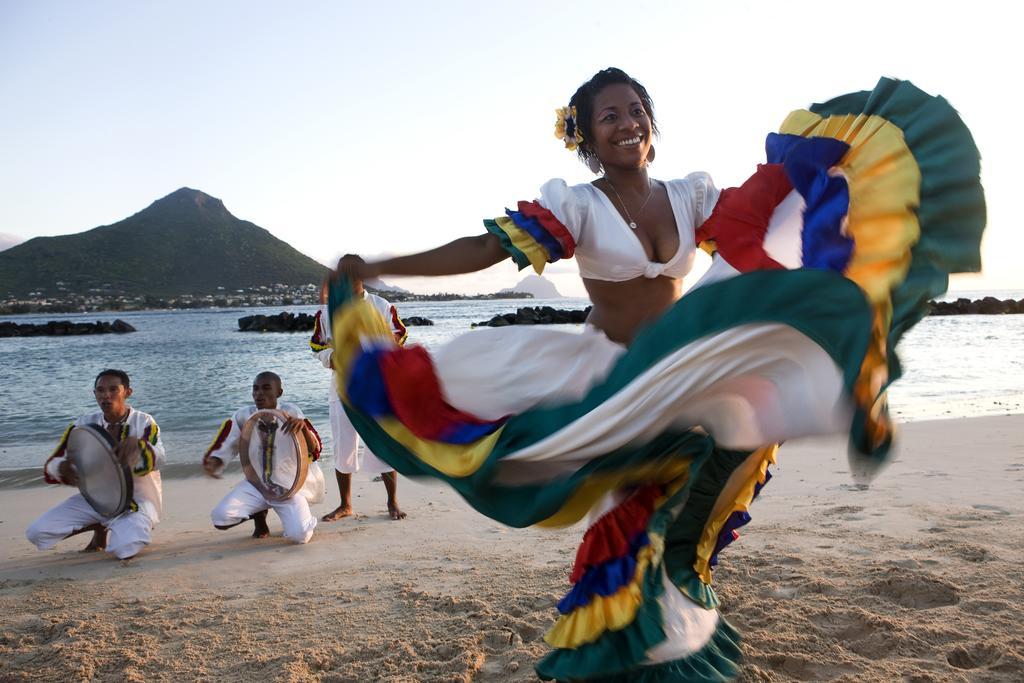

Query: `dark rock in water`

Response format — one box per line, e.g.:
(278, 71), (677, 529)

(472, 306), (592, 327)
(0, 319), (136, 337)
(238, 311), (317, 332)
(978, 296), (1008, 314)
(403, 316), (433, 326)
(928, 297), (1023, 316)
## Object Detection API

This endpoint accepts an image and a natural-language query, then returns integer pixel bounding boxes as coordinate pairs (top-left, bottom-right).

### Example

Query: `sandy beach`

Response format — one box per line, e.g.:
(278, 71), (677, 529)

(1, 414), (1022, 682)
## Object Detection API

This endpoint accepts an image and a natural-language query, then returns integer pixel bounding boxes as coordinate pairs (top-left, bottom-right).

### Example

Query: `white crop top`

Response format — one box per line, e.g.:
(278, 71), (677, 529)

(537, 173), (719, 282)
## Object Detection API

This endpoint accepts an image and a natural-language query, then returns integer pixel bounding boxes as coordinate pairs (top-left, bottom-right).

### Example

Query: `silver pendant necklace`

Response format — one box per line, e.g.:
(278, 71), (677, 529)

(605, 177), (654, 230)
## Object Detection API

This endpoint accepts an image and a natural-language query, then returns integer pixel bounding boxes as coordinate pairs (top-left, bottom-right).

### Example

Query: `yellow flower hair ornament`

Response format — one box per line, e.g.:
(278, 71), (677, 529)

(554, 106), (584, 151)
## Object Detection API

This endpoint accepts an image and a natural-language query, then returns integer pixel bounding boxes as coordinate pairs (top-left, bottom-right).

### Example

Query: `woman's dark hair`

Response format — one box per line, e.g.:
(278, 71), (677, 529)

(568, 67), (658, 164)
(95, 368), (130, 388)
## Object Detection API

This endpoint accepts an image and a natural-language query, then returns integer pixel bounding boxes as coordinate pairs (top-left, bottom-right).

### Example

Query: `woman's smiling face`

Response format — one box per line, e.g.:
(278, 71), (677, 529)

(587, 82), (653, 171)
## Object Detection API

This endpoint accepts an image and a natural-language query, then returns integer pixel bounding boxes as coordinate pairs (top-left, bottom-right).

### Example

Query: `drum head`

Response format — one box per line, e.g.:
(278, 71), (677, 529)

(238, 409), (309, 502)
(67, 424), (133, 517)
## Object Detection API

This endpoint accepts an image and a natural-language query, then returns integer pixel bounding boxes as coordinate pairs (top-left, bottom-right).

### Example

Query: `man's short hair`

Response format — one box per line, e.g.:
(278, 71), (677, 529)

(95, 368), (131, 388)
(254, 371), (281, 386)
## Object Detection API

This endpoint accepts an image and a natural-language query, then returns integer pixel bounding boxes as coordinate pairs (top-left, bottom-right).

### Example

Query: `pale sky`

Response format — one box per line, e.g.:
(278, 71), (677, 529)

(1, 0), (1019, 298)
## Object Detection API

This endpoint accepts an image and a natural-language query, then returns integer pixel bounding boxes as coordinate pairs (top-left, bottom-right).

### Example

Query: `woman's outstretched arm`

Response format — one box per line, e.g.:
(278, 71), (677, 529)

(339, 233), (509, 280)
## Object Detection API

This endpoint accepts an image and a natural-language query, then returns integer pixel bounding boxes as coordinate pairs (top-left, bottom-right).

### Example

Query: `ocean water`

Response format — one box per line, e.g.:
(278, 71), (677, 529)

(1, 295), (1022, 476)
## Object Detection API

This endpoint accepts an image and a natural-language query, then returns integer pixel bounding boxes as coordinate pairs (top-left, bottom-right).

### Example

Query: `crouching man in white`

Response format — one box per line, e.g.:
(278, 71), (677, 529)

(202, 371), (324, 544)
(27, 368), (165, 561)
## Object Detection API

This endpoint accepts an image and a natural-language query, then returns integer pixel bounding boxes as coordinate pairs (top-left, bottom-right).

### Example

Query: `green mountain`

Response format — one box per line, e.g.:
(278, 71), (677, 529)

(0, 188), (328, 297)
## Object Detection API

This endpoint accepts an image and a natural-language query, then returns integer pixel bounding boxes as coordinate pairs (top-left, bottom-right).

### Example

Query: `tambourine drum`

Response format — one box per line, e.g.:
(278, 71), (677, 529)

(238, 409), (309, 502)
(67, 424), (134, 517)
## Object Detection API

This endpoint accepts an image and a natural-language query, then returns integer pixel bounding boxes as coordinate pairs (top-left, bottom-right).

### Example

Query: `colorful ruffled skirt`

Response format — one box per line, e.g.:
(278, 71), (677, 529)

(326, 78), (984, 681)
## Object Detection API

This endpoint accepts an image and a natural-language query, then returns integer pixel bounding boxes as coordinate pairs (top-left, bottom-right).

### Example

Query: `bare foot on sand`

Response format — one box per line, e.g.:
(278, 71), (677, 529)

(80, 528), (108, 553)
(388, 502), (407, 520)
(321, 506), (353, 522)
(252, 510), (270, 538)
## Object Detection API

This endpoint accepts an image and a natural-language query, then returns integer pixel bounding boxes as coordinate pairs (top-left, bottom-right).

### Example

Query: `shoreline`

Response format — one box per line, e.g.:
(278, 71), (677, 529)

(4, 412), (1023, 489)
(1, 414), (1023, 680)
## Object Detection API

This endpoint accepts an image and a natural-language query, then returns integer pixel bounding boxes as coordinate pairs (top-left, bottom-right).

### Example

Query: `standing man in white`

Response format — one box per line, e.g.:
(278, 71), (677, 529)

(311, 256), (408, 522)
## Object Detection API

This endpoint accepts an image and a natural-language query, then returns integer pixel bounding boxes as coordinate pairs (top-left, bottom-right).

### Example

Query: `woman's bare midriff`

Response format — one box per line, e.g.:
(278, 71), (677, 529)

(583, 275), (682, 346)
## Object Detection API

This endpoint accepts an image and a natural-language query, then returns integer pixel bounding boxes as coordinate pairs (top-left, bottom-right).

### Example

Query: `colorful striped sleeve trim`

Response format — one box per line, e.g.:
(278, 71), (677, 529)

(310, 310), (331, 352)
(43, 423), (75, 484)
(483, 219), (532, 271)
(483, 201), (576, 275)
(516, 200), (575, 258)
(134, 439), (157, 475)
(143, 422), (160, 446)
(203, 419), (233, 465)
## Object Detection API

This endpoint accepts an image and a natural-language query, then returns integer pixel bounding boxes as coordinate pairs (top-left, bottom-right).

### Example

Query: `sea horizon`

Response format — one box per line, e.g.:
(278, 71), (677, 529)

(2, 292), (1022, 485)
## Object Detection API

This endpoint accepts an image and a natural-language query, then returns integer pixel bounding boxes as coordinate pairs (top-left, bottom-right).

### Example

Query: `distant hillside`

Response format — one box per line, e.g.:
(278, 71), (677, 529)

(500, 274), (562, 299)
(0, 233), (22, 252)
(366, 278), (409, 294)
(0, 188), (328, 297)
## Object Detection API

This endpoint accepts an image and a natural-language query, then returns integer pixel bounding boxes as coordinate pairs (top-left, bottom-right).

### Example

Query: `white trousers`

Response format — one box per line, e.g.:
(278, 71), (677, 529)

(330, 398), (393, 474)
(211, 480), (316, 544)
(26, 493), (155, 560)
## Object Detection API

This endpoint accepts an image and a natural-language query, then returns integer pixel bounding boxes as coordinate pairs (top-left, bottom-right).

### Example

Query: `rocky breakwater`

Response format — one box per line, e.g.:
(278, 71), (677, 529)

(238, 312), (316, 332)
(929, 297), (1023, 315)
(473, 305), (591, 327)
(0, 319), (136, 337)
(239, 311), (433, 332)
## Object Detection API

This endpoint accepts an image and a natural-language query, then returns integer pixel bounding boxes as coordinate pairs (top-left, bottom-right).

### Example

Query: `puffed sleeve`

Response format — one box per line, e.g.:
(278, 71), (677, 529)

(482, 179), (578, 275)
(685, 172), (721, 226)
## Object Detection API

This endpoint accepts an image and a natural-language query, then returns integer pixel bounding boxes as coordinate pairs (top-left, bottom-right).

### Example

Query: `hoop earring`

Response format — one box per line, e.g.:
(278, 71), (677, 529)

(586, 155), (602, 174)
(646, 145), (656, 166)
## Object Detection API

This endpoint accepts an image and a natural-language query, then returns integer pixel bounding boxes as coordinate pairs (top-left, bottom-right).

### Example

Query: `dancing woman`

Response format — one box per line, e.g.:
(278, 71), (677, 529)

(331, 68), (984, 680)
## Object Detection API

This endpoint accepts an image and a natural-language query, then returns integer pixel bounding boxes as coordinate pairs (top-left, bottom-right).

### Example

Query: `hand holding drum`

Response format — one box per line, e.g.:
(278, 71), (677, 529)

(238, 409), (310, 502)
(66, 424), (134, 518)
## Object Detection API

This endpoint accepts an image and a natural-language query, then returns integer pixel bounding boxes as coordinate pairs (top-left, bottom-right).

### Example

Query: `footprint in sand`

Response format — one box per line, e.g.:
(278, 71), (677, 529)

(887, 558), (920, 569)
(971, 503), (1010, 515)
(764, 653), (858, 681)
(481, 630), (518, 651)
(824, 505), (864, 516)
(946, 643), (1005, 670)
(960, 599), (1010, 615)
(867, 569), (959, 609)
(808, 609), (897, 660)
